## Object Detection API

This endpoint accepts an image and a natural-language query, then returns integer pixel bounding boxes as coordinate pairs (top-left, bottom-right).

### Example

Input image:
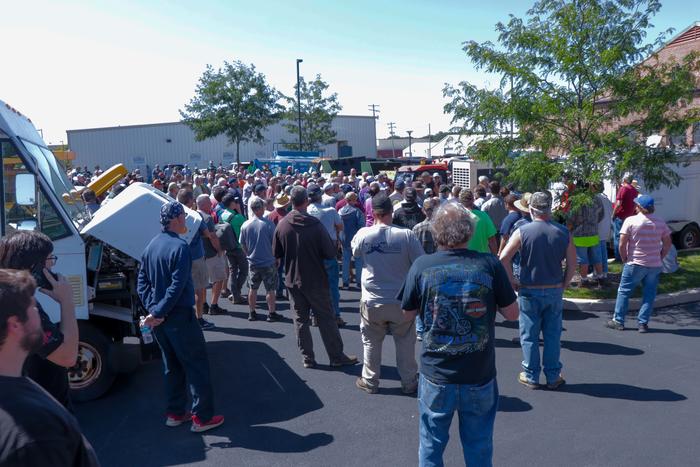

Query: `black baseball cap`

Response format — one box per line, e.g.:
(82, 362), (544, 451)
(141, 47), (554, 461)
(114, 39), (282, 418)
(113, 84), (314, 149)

(372, 193), (393, 215)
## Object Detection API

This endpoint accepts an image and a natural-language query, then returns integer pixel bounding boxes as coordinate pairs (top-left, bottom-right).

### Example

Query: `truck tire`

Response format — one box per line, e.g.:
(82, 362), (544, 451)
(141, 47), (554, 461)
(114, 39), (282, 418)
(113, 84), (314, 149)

(678, 224), (700, 250)
(69, 322), (116, 402)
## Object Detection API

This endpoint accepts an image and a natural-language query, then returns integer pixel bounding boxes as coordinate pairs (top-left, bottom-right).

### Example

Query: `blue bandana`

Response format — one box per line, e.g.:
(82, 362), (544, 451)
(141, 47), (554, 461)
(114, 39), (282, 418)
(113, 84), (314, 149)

(160, 201), (185, 227)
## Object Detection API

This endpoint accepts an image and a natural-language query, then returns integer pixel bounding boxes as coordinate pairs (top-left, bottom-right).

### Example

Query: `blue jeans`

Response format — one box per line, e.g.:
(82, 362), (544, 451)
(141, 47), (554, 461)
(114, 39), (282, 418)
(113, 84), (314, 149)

(341, 245), (362, 288)
(152, 307), (214, 421)
(598, 240), (609, 274)
(613, 263), (662, 325)
(277, 262), (285, 296)
(418, 374), (498, 467)
(613, 218), (624, 261)
(518, 287), (564, 384)
(324, 259), (340, 317)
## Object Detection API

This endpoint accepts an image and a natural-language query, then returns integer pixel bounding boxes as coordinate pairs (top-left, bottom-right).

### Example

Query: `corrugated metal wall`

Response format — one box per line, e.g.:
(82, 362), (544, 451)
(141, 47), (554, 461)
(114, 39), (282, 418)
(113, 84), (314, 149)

(67, 116), (377, 171)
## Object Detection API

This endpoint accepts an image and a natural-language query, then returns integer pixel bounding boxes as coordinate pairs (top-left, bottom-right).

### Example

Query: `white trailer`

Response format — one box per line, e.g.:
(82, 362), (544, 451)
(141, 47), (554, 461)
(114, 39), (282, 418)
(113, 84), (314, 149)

(604, 153), (700, 249)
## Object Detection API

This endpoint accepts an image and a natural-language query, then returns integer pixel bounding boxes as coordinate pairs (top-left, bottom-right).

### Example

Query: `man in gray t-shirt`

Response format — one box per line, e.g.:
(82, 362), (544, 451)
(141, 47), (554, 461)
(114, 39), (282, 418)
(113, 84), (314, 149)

(351, 193), (424, 394)
(239, 198), (281, 322)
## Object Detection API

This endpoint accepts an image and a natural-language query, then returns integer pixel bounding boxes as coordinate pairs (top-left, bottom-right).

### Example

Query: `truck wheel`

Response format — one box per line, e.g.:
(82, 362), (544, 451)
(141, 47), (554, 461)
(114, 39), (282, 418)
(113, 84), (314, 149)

(678, 224), (700, 249)
(69, 322), (116, 402)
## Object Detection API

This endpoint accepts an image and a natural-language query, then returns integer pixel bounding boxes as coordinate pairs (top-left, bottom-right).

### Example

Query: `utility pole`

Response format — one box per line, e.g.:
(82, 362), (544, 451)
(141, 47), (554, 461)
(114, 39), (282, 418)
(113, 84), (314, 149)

(407, 130), (413, 158)
(368, 104), (380, 120)
(387, 122), (396, 158)
(296, 58), (303, 151)
(428, 123), (432, 159)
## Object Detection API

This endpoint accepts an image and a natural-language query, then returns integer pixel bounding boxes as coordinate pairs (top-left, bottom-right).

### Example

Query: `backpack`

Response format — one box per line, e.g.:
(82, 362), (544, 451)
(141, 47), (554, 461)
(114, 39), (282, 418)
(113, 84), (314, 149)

(214, 222), (239, 252)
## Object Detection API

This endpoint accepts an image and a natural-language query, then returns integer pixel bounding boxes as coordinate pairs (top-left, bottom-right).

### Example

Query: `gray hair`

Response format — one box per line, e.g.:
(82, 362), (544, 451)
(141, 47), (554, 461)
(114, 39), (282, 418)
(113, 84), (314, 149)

(290, 186), (308, 207)
(423, 197), (439, 219)
(431, 203), (476, 248)
(250, 198), (265, 212)
(529, 206), (550, 219)
(195, 194), (210, 209)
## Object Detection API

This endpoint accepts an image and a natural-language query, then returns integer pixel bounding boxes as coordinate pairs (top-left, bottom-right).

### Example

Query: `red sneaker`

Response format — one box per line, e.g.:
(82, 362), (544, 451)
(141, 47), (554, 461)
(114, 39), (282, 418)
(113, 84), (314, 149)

(165, 412), (192, 427)
(190, 414), (225, 433)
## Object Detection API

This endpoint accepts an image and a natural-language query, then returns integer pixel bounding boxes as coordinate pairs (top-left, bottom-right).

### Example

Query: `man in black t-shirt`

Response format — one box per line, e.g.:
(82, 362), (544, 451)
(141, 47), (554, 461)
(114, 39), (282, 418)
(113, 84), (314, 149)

(399, 203), (518, 467)
(0, 269), (99, 466)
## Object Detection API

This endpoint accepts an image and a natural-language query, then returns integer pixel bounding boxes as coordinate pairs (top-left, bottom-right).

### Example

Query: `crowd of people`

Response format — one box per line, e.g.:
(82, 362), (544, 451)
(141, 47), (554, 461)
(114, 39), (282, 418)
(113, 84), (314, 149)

(0, 160), (675, 466)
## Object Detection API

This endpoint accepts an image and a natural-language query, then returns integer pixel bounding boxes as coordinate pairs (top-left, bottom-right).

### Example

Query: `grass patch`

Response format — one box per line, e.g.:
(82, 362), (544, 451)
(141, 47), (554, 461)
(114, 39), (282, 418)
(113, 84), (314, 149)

(563, 251), (700, 300)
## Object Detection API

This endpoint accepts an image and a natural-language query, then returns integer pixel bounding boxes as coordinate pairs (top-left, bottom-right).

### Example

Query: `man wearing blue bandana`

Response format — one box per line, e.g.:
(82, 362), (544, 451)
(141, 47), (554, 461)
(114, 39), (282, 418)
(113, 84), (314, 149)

(137, 201), (224, 433)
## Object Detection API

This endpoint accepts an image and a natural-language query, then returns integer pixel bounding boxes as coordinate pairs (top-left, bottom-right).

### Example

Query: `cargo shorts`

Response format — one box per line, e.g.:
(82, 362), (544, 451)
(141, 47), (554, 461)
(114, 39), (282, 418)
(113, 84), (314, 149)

(248, 265), (278, 292)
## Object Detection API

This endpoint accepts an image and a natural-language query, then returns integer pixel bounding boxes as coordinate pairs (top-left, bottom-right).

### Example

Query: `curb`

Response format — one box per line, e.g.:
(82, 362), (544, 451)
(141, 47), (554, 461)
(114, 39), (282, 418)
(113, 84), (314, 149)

(563, 288), (700, 312)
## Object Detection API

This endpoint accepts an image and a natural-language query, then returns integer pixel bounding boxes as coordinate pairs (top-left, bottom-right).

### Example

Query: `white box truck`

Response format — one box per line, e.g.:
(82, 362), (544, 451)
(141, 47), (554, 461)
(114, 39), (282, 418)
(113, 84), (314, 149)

(0, 100), (202, 400)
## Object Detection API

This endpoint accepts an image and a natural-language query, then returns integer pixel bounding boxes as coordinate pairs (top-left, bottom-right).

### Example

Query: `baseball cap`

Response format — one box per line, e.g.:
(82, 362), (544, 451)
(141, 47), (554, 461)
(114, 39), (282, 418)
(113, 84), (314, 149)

(372, 193), (393, 214)
(395, 180), (406, 190)
(634, 194), (654, 210)
(529, 192), (552, 211)
(323, 182), (334, 192)
(254, 184), (266, 193)
(440, 184), (450, 194)
(307, 183), (322, 198)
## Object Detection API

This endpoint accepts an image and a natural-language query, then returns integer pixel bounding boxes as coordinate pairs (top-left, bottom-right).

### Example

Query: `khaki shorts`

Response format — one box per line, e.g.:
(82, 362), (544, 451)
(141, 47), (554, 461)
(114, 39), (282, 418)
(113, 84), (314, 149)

(192, 257), (209, 290)
(206, 254), (227, 283)
(248, 266), (278, 292)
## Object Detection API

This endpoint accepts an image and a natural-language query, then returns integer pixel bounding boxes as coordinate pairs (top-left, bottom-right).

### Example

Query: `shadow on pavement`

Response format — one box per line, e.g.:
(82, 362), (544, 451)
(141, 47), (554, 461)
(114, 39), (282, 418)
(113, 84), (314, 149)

(211, 326), (285, 339)
(648, 328), (700, 337)
(563, 309), (599, 321)
(561, 340), (644, 356)
(498, 395), (533, 412)
(77, 340), (332, 466)
(561, 383), (686, 401)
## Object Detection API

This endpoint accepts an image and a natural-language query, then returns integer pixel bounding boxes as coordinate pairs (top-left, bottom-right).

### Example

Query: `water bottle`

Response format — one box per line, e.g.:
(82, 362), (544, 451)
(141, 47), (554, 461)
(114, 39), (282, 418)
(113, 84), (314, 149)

(140, 317), (153, 344)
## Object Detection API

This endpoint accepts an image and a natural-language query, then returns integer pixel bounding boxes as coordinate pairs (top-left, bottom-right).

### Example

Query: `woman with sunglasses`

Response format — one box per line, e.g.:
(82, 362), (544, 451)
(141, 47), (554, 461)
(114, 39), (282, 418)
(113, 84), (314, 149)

(0, 231), (78, 409)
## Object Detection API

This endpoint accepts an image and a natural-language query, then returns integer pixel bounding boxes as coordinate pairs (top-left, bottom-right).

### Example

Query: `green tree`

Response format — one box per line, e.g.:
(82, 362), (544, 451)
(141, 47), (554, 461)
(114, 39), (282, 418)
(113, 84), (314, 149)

(180, 61), (283, 167)
(283, 74), (342, 152)
(444, 0), (700, 208)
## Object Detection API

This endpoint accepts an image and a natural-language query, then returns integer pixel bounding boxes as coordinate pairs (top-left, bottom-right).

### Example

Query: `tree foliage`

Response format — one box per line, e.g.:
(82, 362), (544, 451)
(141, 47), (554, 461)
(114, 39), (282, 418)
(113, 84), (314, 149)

(180, 61), (283, 167)
(283, 74), (342, 152)
(444, 0), (700, 203)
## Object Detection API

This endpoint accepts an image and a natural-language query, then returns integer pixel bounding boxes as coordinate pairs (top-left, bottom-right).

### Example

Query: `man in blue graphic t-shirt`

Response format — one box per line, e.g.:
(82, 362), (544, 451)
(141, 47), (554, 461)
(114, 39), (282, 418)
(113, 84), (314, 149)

(399, 203), (518, 467)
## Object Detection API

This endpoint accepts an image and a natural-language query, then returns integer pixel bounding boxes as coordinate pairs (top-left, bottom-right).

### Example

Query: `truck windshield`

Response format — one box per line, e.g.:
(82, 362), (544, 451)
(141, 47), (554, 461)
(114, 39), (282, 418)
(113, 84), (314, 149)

(20, 138), (90, 227)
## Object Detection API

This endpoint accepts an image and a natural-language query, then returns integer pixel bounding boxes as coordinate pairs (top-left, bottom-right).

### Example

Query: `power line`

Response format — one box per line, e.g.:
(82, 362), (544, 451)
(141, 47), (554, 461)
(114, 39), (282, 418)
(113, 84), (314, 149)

(387, 121), (396, 136)
(368, 104), (380, 120)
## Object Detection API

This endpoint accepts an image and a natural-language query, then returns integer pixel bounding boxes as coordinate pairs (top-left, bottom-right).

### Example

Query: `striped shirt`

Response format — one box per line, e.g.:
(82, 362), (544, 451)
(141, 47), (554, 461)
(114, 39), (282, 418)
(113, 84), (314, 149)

(620, 213), (670, 268)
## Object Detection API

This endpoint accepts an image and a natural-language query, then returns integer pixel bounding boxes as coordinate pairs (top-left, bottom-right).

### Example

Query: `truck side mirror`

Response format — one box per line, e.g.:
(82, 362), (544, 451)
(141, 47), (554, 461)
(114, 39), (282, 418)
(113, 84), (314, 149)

(15, 173), (36, 206)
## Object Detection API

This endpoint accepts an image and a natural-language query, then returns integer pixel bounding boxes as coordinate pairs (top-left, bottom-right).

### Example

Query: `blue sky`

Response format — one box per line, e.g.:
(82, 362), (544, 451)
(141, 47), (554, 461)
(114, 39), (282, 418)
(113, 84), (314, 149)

(1, 0), (696, 144)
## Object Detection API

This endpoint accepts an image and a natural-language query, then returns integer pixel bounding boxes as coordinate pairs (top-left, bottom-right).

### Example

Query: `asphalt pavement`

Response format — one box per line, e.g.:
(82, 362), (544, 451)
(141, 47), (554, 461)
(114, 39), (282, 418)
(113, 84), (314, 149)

(75, 288), (700, 467)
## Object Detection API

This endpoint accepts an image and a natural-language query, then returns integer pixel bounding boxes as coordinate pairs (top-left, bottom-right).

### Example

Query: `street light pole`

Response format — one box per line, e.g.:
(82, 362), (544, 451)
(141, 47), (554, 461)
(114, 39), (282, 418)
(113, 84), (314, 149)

(296, 58), (303, 152)
(407, 130), (413, 158)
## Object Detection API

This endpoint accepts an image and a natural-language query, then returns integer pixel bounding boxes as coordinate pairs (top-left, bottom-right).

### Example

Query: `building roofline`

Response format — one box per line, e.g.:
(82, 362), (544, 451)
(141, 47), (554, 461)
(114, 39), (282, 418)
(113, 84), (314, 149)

(67, 114), (376, 134)
(649, 21), (700, 56)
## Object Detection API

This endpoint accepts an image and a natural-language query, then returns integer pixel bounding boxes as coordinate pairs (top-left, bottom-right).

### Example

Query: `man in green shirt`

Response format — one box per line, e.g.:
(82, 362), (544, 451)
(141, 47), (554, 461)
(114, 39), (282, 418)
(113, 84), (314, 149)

(220, 194), (248, 304)
(459, 189), (498, 254)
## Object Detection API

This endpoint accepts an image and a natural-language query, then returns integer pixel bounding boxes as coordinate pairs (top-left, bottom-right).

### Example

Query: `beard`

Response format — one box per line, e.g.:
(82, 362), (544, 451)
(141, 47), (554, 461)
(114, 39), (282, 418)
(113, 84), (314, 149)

(20, 325), (44, 354)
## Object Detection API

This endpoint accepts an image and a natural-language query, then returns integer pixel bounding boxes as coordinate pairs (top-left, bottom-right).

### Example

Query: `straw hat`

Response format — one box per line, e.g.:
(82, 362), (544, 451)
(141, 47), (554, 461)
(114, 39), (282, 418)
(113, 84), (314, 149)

(273, 193), (290, 209)
(514, 192), (532, 213)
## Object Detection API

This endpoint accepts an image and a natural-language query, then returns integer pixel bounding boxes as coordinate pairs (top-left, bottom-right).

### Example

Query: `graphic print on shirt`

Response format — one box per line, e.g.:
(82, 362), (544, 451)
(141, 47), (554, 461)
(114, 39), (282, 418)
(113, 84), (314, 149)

(361, 228), (402, 256)
(421, 264), (492, 355)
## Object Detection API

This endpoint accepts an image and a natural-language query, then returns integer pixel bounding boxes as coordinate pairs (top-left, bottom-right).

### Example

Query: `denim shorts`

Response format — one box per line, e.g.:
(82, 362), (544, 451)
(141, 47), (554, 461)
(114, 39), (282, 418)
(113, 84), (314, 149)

(575, 245), (602, 265)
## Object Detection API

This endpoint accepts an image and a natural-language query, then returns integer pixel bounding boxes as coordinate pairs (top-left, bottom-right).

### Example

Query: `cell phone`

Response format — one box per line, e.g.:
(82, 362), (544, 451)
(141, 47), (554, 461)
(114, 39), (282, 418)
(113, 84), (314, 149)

(31, 264), (58, 291)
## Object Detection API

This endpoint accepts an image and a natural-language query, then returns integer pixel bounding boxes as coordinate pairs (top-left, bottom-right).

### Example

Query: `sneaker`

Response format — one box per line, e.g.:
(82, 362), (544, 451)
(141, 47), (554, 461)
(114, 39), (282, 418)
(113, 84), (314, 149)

(190, 414), (224, 433)
(267, 312), (282, 322)
(342, 283), (350, 290)
(518, 372), (540, 389)
(303, 360), (317, 369)
(220, 289), (232, 299)
(355, 377), (378, 394)
(336, 317), (347, 327)
(546, 376), (566, 390)
(248, 311), (258, 321)
(165, 412), (192, 427)
(605, 319), (624, 331)
(330, 354), (359, 367)
(209, 304), (225, 315)
(202, 302), (210, 315)
(198, 318), (215, 330)
(311, 316), (318, 327)
(416, 333), (423, 342)
(638, 323), (649, 333)
(401, 382), (418, 395)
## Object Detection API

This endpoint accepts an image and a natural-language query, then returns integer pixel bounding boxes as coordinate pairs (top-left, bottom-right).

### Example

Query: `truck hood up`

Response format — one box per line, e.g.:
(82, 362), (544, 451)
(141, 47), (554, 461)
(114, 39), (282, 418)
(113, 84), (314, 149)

(81, 182), (201, 260)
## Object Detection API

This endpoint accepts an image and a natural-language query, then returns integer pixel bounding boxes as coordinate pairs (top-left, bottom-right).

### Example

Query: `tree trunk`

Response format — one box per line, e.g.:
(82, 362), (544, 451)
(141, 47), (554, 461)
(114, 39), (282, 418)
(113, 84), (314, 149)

(236, 139), (241, 170)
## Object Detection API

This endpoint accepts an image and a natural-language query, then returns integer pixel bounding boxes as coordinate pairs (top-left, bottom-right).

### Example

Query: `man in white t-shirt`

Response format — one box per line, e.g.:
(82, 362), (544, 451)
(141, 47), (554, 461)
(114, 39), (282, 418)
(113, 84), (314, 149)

(351, 193), (424, 394)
